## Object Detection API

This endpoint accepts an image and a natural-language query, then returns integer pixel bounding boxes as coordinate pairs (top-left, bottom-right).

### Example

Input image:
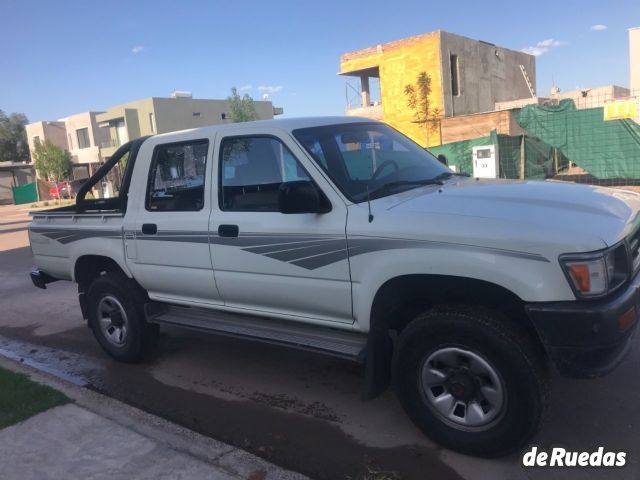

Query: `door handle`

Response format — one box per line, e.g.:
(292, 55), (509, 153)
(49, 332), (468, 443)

(218, 224), (239, 238)
(141, 223), (157, 235)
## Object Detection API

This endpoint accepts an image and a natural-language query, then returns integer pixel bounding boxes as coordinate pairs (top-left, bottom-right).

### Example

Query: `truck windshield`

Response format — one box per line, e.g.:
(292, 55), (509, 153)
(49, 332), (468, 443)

(292, 123), (450, 202)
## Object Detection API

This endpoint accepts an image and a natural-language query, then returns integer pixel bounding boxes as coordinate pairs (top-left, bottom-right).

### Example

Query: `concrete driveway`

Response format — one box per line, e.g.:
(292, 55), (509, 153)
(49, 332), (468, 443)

(1, 203), (638, 480)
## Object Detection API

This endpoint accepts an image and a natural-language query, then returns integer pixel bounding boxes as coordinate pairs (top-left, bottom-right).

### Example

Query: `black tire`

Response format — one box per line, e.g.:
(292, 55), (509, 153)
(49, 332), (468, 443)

(86, 271), (158, 362)
(393, 306), (548, 457)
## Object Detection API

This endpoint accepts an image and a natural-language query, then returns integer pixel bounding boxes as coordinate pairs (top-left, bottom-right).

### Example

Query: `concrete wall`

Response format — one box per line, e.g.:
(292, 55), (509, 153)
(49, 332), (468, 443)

(440, 110), (524, 144)
(26, 114), (110, 168)
(98, 97), (278, 158)
(25, 121), (68, 154)
(630, 28), (640, 94)
(152, 97), (275, 134)
(340, 30), (536, 146)
(439, 31), (536, 117)
(64, 112), (109, 164)
(340, 32), (445, 147)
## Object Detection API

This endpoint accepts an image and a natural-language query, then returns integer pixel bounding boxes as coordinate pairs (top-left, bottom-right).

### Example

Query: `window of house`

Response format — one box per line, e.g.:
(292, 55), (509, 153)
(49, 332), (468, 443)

(33, 136), (41, 146)
(149, 113), (155, 133)
(220, 136), (311, 211)
(146, 139), (209, 211)
(450, 54), (460, 97)
(76, 128), (91, 149)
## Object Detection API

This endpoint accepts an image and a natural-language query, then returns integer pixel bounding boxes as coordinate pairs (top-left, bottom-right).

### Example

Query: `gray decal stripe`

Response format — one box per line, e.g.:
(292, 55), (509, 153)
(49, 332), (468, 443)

(347, 237), (549, 263)
(31, 227), (122, 236)
(263, 241), (348, 262)
(32, 228), (122, 245)
(211, 235), (337, 248)
(243, 239), (345, 255)
(157, 231), (209, 237)
(45, 232), (79, 240)
(138, 235), (210, 244)
(290, 249), (350, 270)
(239, 232), (342, 239)
(57, 233), (122, 244)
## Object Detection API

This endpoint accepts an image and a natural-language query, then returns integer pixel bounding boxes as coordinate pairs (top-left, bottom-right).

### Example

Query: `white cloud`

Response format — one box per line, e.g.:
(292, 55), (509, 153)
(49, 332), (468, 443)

(590, 24), (608, 31)
(131, 46), (145, 54)
(522, 38), (566, 56)
(258, 85), (283, 95)
(238, 84), (253, 91)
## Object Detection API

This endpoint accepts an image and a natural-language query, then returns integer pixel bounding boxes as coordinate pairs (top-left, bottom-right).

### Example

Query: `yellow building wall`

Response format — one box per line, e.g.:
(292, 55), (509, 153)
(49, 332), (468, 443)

(340, 32), (444, 147)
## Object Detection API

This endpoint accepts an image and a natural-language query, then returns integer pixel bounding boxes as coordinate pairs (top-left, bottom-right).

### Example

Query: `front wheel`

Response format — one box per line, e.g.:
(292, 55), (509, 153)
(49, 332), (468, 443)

(86, 272), (158, 362)
(393, 306), (548, 457)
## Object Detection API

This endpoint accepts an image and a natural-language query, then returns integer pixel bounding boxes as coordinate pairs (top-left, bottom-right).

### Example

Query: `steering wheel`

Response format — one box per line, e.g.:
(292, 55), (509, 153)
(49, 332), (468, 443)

(370, 159), (400, 183)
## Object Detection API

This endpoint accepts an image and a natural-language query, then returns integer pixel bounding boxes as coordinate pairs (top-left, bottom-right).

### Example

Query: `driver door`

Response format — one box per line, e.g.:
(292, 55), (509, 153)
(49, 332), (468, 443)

(209, 130), (353, 324)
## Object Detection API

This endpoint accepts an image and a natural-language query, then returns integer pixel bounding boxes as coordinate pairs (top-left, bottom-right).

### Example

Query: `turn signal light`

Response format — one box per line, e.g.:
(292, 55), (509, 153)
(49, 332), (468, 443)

(568, 264), (591, 293)
(618, 306), (637, 333)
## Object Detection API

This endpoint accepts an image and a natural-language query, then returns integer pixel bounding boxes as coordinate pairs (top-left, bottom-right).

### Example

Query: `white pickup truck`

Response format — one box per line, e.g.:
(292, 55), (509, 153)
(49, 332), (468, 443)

(29, 117), (640, 456)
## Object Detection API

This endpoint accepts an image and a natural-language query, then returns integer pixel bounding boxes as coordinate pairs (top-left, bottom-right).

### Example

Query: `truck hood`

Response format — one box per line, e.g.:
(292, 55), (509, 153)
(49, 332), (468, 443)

(375, 178), (640, 247)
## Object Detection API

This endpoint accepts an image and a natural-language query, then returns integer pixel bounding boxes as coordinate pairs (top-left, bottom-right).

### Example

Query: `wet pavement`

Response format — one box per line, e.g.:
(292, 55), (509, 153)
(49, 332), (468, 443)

(1, 203), (639, 480)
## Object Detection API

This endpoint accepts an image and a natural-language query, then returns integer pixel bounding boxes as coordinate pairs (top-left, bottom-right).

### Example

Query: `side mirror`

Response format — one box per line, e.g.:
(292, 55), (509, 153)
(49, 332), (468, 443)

(437, 154), (448, 166)
(278, 180), (326, 214)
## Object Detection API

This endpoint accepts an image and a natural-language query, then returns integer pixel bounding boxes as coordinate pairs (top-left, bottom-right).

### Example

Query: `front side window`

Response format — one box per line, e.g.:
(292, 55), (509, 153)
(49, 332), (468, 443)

(293, 123), (450, 202)
(76, 128), (91, 149)
(220, 136), (310, 211)
(147, 140), (208, 211)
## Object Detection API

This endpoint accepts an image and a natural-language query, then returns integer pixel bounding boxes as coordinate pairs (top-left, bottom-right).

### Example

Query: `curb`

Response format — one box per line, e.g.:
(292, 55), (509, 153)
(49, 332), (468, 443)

(0, 355), (308, 480)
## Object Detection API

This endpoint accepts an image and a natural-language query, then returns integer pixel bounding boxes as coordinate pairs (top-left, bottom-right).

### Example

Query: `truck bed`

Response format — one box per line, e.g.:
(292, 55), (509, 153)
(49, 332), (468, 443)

(29, 209), (125, 282)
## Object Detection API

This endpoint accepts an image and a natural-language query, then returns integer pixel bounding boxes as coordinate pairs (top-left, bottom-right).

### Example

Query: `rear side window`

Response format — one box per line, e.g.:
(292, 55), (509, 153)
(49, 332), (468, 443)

(147, 139), (209, 211)
(219, 136), (310, 211)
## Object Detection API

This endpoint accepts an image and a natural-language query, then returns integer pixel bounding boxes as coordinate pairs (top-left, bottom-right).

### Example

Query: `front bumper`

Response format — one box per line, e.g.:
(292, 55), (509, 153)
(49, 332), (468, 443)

(526, 270), (640, 378)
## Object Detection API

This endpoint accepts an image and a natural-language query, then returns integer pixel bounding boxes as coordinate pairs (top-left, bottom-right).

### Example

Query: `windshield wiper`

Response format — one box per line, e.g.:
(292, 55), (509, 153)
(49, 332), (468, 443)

(431, 171), (470, 181)
(365, 171), (470, 201)
(367, 178), (444, 200)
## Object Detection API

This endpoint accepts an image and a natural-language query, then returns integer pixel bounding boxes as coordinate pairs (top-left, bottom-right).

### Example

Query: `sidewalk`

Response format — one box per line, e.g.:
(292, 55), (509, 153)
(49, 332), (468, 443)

(0, 357), (307, 480)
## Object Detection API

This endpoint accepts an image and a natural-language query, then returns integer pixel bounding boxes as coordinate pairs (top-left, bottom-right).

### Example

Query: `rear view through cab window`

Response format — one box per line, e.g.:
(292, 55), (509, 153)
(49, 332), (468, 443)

(147, 140), (209, 211)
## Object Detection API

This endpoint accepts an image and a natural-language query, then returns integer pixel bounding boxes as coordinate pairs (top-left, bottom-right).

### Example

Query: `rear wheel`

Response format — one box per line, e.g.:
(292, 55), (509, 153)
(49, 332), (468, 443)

(86, 272), (158, 362)
(393, 306), (547, 457)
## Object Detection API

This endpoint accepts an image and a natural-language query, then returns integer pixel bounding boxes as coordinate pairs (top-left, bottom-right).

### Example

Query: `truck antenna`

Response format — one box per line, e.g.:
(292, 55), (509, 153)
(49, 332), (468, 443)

(366, 185), (374, 223)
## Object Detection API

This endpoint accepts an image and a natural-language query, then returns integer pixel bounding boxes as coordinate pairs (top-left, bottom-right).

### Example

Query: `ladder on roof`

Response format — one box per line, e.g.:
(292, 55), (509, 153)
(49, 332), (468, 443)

(519, 64), (536, 98)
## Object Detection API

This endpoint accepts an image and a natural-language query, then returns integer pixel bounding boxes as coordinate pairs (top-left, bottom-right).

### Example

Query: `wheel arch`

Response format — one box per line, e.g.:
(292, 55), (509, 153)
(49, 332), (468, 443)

(362, 274), (545, 400)
(74, 255), (136, 320)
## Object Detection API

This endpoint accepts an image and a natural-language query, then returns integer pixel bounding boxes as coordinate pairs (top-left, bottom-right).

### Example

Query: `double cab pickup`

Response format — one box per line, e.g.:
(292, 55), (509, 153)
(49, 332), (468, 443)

(29, 117), (640, 456)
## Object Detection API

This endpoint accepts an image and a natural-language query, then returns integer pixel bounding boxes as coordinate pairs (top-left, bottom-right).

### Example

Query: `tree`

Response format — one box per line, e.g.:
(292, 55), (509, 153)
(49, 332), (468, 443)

(227, 87), (259, 122)
(0, 110), (30, 162)
(32, 140), (72, 182)
(404, 72), (442, 146)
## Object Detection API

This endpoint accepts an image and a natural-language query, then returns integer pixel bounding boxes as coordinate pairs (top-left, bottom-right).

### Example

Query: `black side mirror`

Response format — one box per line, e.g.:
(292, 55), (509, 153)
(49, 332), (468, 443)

(278, 180), (326, 214)
(437, 154), (448, 166)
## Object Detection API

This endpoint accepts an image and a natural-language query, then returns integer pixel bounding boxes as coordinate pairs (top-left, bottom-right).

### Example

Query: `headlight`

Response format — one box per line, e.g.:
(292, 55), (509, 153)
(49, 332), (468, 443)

(560, 243), (629, 298)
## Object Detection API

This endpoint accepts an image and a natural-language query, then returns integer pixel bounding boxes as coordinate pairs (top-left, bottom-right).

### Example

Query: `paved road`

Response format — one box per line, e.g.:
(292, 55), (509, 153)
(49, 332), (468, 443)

(1, 203), (639, 480)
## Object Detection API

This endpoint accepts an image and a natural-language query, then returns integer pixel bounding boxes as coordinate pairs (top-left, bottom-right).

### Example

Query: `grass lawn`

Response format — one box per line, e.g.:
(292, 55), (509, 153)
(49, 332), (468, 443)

(0, 366), (68, 429)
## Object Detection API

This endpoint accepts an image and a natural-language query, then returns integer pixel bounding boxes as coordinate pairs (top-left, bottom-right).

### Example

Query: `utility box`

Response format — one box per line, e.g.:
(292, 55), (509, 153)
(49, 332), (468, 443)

(472, 144), (499, 178)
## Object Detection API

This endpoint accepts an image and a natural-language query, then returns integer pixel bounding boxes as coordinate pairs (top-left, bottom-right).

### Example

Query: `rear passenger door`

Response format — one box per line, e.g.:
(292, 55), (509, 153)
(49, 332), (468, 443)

(125, 136), (222, 306)
(210, 131), (353, 324)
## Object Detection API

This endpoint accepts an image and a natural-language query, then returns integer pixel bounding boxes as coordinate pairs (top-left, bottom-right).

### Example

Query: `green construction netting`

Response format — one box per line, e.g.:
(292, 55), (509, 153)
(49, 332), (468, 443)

(12, 182), (38, 205)
(516, 99), (640, 179)
(429, 131), (564, 179)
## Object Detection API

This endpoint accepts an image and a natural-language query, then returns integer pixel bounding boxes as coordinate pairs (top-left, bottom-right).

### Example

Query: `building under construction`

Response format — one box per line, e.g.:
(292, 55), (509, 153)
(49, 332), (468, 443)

(339, 30), (536, 146)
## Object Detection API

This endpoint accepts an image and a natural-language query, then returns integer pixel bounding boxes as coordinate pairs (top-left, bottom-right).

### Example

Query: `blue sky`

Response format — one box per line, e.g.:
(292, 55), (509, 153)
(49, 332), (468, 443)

(2, 0), (638, 122)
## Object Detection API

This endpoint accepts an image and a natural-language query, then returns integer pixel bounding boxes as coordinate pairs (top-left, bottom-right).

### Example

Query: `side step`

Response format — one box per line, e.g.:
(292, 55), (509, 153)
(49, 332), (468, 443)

(146, 304), (367, 361)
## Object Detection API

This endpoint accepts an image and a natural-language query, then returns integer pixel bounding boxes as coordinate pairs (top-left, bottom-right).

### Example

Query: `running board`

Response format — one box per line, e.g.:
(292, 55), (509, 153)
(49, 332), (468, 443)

(146, 304), (367, 361)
